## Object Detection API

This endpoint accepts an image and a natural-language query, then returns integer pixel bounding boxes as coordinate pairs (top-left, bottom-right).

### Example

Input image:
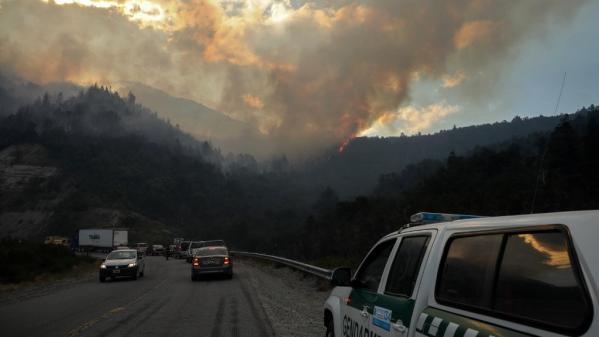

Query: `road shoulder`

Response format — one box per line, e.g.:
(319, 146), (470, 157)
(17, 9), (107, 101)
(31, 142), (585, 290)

(0, 264), (98, 306)
(239, 258), (329, 337)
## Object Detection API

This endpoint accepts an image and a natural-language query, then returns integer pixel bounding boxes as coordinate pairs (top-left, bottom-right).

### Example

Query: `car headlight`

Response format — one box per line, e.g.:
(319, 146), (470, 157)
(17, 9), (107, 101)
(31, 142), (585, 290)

(100, 264), (107, 269)
(128, 263), (136, 268)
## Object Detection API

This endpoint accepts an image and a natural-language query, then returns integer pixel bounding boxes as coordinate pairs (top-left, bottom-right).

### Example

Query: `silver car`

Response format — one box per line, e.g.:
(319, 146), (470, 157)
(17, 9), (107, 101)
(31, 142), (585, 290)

(99, 249), (145, 282)
(191, 246), (233, 280)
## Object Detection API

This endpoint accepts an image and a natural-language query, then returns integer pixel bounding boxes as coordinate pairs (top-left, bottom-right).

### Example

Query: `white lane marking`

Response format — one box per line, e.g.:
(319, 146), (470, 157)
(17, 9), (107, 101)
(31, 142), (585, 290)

(109, 307), (125, 313)
(464, 328), (480, 337)
(428, 317), (443, 335)
(416, 313), (428, 331)
(443, 322), (459, 337)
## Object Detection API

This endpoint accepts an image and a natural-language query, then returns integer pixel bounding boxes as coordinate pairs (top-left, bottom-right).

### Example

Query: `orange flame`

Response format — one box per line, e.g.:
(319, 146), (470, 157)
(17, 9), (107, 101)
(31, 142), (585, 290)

(338, 136), (355, 153)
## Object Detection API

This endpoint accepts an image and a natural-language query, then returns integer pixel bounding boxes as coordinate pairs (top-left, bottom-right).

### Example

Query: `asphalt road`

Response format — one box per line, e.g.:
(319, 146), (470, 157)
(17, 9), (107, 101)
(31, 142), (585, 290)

(0, 257), (276, 337)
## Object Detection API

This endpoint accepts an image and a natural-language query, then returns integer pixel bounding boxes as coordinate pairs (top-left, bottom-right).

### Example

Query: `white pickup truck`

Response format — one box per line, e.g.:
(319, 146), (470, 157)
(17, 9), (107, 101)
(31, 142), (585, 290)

(325, 210), (598, 337)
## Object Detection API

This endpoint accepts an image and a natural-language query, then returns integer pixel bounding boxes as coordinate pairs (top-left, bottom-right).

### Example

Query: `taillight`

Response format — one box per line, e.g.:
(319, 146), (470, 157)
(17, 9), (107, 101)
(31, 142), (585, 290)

(224, 256), (230, 265)
(192, 258), (200, 267)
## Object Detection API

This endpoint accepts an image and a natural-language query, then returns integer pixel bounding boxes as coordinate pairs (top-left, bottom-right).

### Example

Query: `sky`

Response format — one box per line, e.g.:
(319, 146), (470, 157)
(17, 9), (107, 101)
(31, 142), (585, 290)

(361, 0), (599, 136)
(0, 0), (597, 156)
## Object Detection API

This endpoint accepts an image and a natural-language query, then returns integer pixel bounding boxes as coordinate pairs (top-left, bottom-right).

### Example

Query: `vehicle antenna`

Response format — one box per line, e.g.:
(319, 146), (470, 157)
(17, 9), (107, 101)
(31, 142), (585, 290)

(530, 71), (566, 214)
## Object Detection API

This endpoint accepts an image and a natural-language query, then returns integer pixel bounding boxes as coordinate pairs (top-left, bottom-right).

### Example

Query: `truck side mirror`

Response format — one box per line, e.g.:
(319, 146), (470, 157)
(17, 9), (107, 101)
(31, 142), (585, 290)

(331, 267), (352, 287)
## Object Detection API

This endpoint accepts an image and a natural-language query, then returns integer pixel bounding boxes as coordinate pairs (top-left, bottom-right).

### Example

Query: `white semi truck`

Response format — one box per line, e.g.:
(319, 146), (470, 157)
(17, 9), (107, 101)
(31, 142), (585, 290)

(78, 229), (128, 251)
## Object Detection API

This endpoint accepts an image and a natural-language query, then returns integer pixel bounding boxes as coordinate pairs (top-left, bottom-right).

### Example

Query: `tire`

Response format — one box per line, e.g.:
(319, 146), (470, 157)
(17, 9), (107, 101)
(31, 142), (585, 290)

(227, 272), (233, 280)
(191, 274), (197, 281)
(99, 275), (106, 283)
(140, 268), (144, 277)
(325, 317), (334, 337)
(132, 269), (139, 280)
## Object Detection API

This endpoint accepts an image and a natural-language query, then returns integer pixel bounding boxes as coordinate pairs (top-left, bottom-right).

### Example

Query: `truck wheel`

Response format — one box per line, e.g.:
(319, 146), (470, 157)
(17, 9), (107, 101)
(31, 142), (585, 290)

(325, 317), (334, 337)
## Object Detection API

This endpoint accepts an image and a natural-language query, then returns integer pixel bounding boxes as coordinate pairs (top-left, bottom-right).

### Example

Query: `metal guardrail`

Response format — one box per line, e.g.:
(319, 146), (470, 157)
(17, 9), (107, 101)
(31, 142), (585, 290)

(231, 251), (332, 280)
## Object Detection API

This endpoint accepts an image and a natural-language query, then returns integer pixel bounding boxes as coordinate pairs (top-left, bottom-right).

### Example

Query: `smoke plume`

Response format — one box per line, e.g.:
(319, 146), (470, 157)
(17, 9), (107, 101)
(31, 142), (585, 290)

(0, 0), (587, 157)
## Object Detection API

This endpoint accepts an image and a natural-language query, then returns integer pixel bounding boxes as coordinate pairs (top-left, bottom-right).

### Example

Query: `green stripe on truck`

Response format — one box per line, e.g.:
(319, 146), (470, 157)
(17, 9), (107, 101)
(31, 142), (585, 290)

(417, 307), (534, 337)
(348, 289), (416, 327)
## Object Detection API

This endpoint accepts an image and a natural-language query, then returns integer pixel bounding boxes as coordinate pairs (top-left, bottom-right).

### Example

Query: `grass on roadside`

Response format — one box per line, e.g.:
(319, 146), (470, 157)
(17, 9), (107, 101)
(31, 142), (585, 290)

(0, 238), (99, 285)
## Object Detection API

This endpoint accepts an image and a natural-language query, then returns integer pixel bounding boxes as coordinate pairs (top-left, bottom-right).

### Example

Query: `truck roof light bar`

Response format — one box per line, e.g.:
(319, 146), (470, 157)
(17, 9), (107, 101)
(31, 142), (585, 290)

(409, 212), (485, 225)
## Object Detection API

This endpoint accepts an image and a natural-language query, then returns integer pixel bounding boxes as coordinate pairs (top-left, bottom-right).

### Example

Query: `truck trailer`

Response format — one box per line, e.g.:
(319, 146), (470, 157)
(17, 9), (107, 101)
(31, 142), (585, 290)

(78, 229), (128, 251)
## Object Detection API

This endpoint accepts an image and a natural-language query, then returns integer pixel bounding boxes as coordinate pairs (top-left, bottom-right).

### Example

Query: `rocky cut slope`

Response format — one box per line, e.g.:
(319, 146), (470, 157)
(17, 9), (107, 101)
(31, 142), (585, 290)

(0, 144), (62, 238)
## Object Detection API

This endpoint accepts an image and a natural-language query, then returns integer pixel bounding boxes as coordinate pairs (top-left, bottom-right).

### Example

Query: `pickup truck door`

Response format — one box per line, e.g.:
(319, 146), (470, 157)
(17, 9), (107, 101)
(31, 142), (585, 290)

(341, 238), (396, 337)
(369, 233), (434, 337)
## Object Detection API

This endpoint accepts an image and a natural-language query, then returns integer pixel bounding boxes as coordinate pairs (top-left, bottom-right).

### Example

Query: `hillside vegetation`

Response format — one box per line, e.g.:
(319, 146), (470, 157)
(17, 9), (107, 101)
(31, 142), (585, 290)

(1, 81), (598, 267)
(0, 85), (313, 251)
(304, 111), (587, 197)
(0, 238), (96, 283)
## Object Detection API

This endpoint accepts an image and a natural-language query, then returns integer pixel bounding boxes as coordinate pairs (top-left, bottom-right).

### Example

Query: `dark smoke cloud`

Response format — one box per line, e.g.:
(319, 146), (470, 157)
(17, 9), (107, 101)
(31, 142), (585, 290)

(0, 0), (588, 158)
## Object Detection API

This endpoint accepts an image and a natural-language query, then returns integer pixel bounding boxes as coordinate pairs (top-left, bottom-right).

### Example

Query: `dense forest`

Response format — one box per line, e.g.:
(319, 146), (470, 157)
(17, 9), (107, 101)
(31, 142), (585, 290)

(1, 81), (598, 269)
(303, 112), (574, 197)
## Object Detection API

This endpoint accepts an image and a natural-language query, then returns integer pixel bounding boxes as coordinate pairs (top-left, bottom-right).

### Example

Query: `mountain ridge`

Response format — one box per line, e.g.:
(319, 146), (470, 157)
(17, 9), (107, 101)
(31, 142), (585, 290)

(305, 107), (597, 197)
(115, 81), (269, 156)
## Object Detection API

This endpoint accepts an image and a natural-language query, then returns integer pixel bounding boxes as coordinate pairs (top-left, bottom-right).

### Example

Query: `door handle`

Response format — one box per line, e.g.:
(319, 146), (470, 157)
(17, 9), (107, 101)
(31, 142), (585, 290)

(392, 320), (407, 334)
(361, 305), (370, 318)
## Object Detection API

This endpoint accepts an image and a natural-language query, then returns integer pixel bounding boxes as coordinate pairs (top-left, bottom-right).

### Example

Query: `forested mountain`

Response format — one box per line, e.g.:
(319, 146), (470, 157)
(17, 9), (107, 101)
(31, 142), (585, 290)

(0, 72), (80, 118)
(116, 82), (265, 156)
(114, 78), (589, 199)
(4, 73), (586, 200)
(303, 110), (596, 197)
(1, 80), (597, 266)
(0, 85), (314, 249)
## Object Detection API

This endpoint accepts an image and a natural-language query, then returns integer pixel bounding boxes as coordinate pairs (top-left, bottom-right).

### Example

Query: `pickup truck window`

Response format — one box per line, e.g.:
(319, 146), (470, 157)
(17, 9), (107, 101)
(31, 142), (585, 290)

(437, 234), (502, 308)
(494, 231), (591, 332)
(385, 235), (430, 297)
(437, 228), (592, 334)
(354, 239), (395, 292)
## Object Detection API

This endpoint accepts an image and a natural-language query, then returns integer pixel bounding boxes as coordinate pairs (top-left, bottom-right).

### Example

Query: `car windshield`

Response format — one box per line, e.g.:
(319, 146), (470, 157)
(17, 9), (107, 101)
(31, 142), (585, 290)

(193, 247), (227, 256)
(200, 240), (225, 247)
(107, 251), (136, 260)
